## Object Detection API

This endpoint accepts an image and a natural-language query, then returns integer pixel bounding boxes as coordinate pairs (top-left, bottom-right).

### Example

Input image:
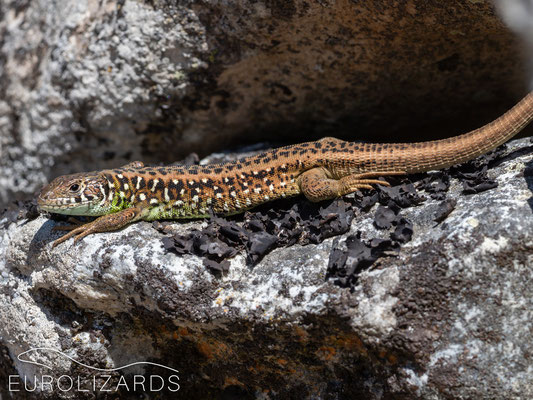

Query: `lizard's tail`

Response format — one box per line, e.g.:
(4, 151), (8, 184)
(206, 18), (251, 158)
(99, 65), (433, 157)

(383, 91), (533, 173)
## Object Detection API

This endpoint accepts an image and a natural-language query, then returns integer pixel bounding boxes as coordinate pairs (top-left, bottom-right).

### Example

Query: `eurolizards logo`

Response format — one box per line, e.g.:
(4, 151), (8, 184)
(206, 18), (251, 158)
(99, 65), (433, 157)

(9, 348), (180, 394)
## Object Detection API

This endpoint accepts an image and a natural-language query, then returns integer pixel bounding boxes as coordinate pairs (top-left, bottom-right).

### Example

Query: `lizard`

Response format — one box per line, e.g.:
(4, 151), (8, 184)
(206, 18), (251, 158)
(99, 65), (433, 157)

(38, 91), (533, 247)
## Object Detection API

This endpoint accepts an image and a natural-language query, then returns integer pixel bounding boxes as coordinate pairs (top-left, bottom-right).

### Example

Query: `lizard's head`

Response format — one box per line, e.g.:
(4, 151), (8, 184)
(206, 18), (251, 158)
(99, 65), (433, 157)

(38, 172), (111, 216)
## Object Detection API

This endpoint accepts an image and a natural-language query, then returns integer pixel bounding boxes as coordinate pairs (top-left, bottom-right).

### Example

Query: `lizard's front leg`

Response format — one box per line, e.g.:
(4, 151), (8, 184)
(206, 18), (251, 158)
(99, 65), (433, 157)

(51, 207), (144, 247)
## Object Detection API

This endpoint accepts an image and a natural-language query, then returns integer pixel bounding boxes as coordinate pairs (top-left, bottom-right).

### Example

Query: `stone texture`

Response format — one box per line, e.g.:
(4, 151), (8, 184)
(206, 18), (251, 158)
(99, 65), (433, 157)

(1, 137), (533, 399)
(1, 0), (532, 208)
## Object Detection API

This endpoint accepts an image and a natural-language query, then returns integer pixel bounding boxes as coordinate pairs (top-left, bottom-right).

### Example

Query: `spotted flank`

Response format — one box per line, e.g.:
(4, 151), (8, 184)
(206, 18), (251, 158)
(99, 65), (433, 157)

(36, 91), (533, 246)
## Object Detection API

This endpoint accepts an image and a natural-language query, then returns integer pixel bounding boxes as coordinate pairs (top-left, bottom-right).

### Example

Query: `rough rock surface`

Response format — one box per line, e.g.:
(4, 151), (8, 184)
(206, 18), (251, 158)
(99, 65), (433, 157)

(1, 137), (533, 399)
(1, 0), (532, 208)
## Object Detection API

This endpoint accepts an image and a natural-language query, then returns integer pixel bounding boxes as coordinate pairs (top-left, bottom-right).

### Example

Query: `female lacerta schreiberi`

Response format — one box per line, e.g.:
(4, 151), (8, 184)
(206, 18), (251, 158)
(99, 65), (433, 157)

(38, 92), (533, 247)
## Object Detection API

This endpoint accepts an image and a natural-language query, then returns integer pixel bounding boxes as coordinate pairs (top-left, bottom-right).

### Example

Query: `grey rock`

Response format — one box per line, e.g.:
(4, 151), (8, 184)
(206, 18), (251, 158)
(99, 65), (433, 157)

(1, 137), (533, 399)
(0, 0), (208, 208)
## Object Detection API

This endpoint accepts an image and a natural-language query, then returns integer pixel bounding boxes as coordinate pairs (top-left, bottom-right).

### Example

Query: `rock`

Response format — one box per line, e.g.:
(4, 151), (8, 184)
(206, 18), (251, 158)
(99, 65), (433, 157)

(1, 137), (533, 399)
(1, 0), (531, 208)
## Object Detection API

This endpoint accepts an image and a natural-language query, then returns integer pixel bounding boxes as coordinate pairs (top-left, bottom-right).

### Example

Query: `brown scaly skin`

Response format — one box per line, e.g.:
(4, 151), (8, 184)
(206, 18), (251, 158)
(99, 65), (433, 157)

(38, 92), (533, 247)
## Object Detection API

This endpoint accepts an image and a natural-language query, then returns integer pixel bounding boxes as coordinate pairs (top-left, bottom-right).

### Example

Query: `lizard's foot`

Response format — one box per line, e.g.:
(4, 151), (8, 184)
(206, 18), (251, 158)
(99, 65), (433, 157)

(299, 168), (406, 202)
(51, 207), (143, 247)
(52, 222), (97, 247)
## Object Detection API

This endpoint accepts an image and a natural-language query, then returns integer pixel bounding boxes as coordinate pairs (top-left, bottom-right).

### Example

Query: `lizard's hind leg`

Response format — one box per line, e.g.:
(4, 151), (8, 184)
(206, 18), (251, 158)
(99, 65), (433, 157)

(298, 168), (404, 202)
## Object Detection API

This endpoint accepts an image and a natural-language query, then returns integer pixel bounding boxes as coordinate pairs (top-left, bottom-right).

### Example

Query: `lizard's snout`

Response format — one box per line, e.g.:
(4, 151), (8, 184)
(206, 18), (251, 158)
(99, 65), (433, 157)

(37, 184), (57, 211)
(38, 185), (52, 201)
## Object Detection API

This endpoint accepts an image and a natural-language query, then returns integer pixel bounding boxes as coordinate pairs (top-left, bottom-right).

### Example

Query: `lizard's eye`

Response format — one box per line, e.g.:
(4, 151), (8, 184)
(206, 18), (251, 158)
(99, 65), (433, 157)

(69, 183), (80, 192)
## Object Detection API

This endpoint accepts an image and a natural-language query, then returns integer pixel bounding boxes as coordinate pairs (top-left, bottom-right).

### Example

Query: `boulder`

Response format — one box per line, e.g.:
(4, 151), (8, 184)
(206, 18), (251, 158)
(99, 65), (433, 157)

(1, 137), (533, 398)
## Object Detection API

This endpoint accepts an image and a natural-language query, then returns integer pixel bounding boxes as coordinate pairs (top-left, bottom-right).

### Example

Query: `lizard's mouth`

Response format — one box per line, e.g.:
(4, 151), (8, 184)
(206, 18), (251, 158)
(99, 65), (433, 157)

(38, 198), (85, 209)
(37, 190), (93, 214)
(37, 199), (95, 216)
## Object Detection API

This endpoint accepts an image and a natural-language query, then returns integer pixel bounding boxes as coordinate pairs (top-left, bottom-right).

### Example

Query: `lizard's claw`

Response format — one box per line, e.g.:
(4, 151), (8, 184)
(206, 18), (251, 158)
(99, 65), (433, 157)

(51, 222), (99, 247)
(354, 179), (392, 187)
